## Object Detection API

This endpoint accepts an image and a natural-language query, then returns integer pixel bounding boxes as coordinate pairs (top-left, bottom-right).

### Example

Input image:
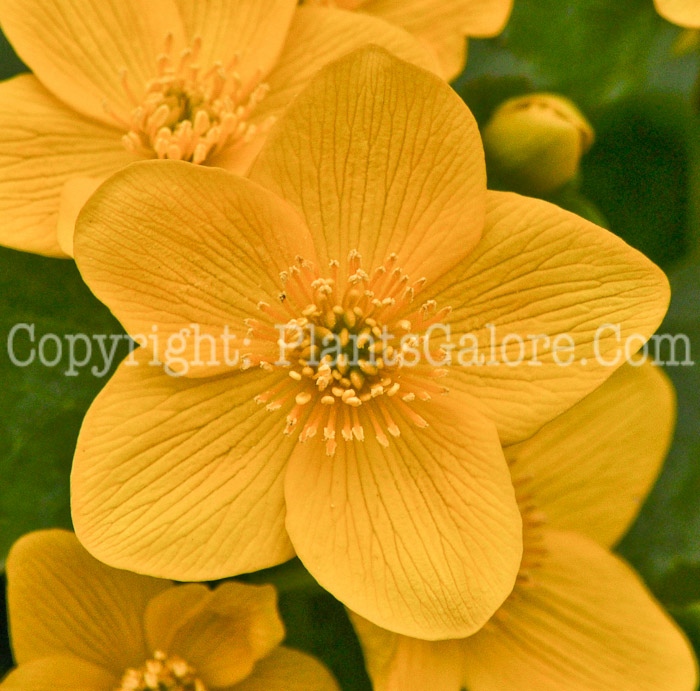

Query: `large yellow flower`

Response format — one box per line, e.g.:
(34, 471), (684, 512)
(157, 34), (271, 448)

(0, 0), (435, 258)
(351, 362), (698, 691)
(303, 0), (513, 79)
(71, 48), (668, 640)
(654, 0), (700, 27)
(0, 530), (338, 691)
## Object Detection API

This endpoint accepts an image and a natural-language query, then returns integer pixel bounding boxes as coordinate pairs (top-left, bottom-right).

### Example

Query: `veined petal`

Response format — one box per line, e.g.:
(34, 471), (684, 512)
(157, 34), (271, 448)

(506, 361), (675, 547)
(460, 531), (698, 691)
(250, 46), (486, 287)
(171, 0), (296, 84)
(56, 175), (104, 257)
(0, 656), (117, 691)
(284, 394), (522, 639)
(74, 161), (316, 377)
(350, 612), (463, 691)
(231, 648), (340, 691)
(145, 583), (284, 688)
(424, 190), (670, 445)
(6, 530), (169, 673)
(0, 0), (185, 125)
(0, 75), (135, 257)
(654, 0), (700, 28)
(71, 352), (298, 581)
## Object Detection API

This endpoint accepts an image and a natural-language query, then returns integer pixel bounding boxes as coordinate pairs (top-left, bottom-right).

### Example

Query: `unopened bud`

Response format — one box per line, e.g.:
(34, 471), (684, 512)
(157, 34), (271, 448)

(483, 93), (594, 196)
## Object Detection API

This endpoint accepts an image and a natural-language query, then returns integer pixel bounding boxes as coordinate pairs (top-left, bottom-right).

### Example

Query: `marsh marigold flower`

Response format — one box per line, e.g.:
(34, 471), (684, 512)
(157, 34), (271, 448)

(0, 530), (338, 691)
(71, 48), (669, 640)
(0, 0), (436, 257)
(351, 362), (698, 691)
(303, 0), (513, 79)
(654, 0), (700, 27)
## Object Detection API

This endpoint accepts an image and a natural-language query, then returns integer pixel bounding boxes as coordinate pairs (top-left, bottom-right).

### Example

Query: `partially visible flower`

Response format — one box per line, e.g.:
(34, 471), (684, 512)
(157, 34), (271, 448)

(351, 362), (698, 691)
(0, 530), (338, 691)
(655, 0), (700, 28)
(71, 49), (668, 640)
(302, 0), (513, 79)
(483, 93), (594, 196)
(0, 0), (436, 257)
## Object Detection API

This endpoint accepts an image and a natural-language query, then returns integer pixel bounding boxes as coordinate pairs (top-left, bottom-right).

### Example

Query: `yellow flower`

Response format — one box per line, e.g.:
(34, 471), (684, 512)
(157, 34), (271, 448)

(303, 0), (513, 79)
(654, 0), (700, 28)
(71, 48), (668, 640)
(351, 362), (698, 691)
(0, 530), (338, 691)
(0, 0), (436, 258)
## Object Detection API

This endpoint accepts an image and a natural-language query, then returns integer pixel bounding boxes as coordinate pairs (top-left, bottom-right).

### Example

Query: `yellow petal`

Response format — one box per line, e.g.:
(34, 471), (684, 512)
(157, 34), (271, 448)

(255, 7), (440, 121)
(0, 74), (135, 257)
(0, 0), (185, 125)
(655, 0), (700, 28)
(284, 394), (521, 640)
(422, 190), (670, 445)
(0, 656), (116, 691)
(74, 160), (316, 377)
(250, 46), (486, 288)
(506, 361), (675, 546)
(171, 0), (296, 85)
(231, 648), (339, 691)
(350, 612), (464, 691)
(6, 530), (169, 673)
(72, 353), (297, 581)
(461, 531), (698, 691)
(145, 582), (284, 688)
(56, 176), (104, 257)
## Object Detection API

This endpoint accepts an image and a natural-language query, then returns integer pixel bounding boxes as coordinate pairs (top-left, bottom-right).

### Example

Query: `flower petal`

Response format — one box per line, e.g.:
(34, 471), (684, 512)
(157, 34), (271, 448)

(171, 0), (296, 84)
(0, 656), (117, 691)
(74, 160), (316, 376)
(654, 0), (700, 28)
(250, 46), (486, 288)
(0, 75), (135, 257)
(230, 648), (339, 691)
(461, 531), (698, 691)
(71, 353), (297, 581)
(423, 190), (670, 445)
(0, 0), (185, 124)
(6, 530), (169, 673)
(506, 361), (675, 547)
(284, 394), (522, 639)
(56, 175), (104, 257)
(350, 612), (464, 691)
(145, 582), (284, 688)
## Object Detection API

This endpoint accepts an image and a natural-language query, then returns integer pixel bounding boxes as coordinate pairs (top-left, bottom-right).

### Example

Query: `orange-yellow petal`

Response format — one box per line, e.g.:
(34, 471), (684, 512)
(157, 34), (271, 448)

(506, 361), (675, 546)
(145, 582), (284, 688)
(71, 353), (297, 581)
(74, 161), (316, 376)
(231, 647), (340, 691)
(0, 0), (185, 125)
(0, 74), (135, 257)
(56, 175), (104, 257)
(171, 0), (296, 85)
(250, 46), (486, 288)
(655, 0), (700, 28)
(0, 656), (117, 691)
(6, 530), (169, 674)
(350, 612), (463, 691)
(422, 190), (670, 445)
(460, 530), (698, 691)
(284, 394), (521, 639)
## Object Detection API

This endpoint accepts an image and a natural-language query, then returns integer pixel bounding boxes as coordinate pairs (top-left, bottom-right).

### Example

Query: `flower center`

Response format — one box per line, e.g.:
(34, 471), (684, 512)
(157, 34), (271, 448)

(117, 650), (206, 691)
(111, 36), (273, 164)
(246, 251), (452, 455)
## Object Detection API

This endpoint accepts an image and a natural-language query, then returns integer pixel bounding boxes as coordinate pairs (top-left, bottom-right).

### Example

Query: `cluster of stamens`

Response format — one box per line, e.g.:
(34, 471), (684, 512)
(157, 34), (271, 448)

(110, 36), (273, 164)
(117, 651), (206, 691)
(246, 251), (452, 454)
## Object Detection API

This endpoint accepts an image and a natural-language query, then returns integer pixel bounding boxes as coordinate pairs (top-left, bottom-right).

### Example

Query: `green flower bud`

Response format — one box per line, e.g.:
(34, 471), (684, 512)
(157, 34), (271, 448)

(483, 93), (594, 196)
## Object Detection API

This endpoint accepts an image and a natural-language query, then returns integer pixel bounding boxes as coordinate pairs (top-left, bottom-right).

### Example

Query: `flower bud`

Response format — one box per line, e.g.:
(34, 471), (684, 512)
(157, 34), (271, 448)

(483, 93), (594, 196)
